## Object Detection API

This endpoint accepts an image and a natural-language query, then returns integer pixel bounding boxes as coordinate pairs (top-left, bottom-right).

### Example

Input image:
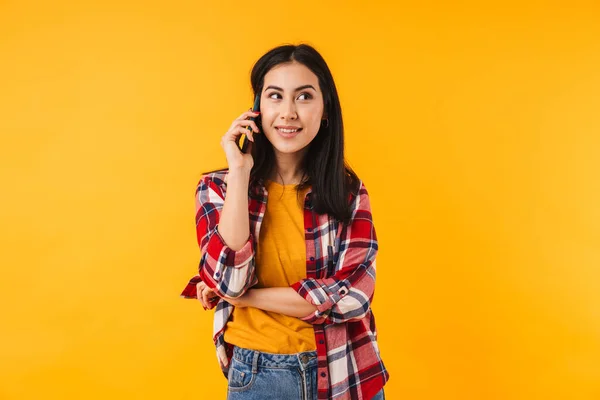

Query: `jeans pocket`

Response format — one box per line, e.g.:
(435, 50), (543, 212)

(227, 357), (255, 392)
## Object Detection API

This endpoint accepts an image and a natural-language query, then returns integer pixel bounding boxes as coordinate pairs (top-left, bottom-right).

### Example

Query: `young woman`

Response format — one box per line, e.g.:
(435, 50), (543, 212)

(181, 44), (389, 400)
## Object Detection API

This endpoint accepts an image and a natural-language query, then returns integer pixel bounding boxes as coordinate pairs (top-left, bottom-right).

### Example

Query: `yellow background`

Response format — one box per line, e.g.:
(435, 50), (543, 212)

(1, 1), (599, 399)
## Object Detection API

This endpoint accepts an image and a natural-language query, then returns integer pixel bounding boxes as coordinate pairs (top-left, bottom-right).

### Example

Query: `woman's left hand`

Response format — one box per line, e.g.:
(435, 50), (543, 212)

(196, 281), (219, 310)
(196, 281), (253, 309)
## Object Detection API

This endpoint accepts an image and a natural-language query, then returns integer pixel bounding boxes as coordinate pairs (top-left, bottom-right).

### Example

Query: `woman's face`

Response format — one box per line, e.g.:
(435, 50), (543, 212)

(259, 61), (325, 157)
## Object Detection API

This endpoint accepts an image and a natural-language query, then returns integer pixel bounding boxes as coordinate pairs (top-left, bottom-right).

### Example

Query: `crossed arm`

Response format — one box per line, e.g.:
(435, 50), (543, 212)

(181, 175), (378, 324)
(196, 282), (317, 318)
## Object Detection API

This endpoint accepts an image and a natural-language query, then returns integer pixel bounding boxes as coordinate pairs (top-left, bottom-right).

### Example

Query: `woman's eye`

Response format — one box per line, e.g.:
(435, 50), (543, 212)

(267, 92), (312, 100)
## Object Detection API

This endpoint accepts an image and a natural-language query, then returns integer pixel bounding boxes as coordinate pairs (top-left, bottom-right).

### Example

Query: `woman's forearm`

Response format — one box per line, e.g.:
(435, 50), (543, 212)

(217, 167), (251, 251)
(244, 287), (318, 318)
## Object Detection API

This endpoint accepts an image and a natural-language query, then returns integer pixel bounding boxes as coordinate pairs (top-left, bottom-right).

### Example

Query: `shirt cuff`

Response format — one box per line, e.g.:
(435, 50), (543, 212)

(207, 226), (255, 270)
(291, 278), (345, 323)
(180, 275), (202, 299)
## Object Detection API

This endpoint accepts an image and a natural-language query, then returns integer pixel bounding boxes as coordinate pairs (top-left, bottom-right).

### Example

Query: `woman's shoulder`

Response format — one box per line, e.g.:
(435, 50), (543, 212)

(195, 168), (261, 199)
(199, 167), (229, 182)
(195, 168), (230, 197)
(344, 167), (367, 203)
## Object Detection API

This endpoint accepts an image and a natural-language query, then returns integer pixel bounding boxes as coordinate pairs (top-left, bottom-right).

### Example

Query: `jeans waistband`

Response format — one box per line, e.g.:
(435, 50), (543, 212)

(232, 345), (318, 371)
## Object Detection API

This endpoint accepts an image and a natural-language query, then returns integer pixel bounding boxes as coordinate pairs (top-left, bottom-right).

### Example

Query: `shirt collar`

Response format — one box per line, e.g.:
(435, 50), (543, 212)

(249, 177), (313, 201)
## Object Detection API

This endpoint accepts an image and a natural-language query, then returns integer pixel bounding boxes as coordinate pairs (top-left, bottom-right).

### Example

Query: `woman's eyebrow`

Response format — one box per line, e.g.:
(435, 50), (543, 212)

(264, 84), (316, 92)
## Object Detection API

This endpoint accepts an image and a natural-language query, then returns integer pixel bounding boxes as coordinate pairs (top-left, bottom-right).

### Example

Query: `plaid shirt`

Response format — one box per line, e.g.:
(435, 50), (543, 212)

(180, 170), (389, 399)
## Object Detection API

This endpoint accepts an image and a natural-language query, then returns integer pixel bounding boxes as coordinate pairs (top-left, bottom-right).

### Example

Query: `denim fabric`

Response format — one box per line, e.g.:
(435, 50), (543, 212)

(372, 387), (385, 400)
(227, 346), (385, 400)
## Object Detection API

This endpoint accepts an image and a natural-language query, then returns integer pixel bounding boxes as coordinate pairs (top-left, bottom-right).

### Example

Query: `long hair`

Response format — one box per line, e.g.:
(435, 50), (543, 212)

(204, 43), (360, 225)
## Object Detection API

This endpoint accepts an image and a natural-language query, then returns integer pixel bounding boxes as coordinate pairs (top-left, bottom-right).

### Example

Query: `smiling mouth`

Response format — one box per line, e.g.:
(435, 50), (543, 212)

(276, 127), (303, 133)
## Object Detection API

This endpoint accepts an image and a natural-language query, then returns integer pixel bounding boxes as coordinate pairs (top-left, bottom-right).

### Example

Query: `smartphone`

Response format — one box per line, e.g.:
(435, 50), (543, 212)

(238, 93), (261, 153)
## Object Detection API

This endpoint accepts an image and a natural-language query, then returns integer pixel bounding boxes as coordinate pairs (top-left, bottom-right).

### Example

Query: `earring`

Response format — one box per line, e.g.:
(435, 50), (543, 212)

(321, 118), (329, 128)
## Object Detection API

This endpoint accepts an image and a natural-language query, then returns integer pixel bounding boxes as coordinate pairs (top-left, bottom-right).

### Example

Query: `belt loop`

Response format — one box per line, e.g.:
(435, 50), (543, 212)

(251, 350), (259, 374)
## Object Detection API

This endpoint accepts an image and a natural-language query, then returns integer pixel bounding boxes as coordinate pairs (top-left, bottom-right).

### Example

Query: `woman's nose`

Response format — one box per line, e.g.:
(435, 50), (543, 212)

(279, 100), (297, 119)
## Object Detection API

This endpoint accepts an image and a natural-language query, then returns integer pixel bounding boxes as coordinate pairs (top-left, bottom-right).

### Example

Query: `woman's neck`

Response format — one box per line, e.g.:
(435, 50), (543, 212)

(268, 151), (307, 185)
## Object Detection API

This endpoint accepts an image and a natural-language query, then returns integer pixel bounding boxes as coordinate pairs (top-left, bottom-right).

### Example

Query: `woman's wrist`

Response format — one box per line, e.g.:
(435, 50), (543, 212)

(241, 289), (256, 308)
(227, 166), (251, 181)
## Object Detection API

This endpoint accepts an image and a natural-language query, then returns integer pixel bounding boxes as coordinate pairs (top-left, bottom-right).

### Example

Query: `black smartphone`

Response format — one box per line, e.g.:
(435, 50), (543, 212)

(238, 93), (261, 153)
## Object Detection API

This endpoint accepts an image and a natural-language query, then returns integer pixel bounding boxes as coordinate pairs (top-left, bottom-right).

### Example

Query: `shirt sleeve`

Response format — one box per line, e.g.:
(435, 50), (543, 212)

(290, 180), (378, 325)
(180, 174), (258, 300)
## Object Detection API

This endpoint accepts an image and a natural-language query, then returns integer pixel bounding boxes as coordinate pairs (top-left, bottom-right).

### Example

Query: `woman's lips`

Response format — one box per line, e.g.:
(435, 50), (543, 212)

(276, 127), (303, 138)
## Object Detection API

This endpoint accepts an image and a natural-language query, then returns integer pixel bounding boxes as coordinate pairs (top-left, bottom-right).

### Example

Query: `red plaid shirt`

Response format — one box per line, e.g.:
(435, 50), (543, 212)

(181, 170), (389, 399)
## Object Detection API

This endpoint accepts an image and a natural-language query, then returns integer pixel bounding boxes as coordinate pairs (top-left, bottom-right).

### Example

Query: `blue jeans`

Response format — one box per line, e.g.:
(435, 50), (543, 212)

(227, 345), (385, 400)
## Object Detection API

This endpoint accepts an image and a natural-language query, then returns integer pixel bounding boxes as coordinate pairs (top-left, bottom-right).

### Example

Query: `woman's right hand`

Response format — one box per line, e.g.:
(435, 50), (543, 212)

(221, 110), (261, 171)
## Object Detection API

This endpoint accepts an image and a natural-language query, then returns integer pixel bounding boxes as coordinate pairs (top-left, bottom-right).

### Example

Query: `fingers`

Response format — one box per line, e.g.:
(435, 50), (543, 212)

(196, 281), (206, 309)
(221, 125), (256, 149)
(242, 126), (255, 143)
(196, 281), (219, 310)
(235, 125), (255, 143)
(202, 286), (211, 309)
(230, 119), (260, 142)
(236, 119), (260, 134)
(218, 110), (261, 169)
(231, 113), (261, 138)
(236, 110), (261, 121)
(225, 111), (260, 142)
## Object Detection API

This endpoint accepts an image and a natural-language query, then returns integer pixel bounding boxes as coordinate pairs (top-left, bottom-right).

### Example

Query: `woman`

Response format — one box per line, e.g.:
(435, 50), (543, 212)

(181, 43), (389, 400)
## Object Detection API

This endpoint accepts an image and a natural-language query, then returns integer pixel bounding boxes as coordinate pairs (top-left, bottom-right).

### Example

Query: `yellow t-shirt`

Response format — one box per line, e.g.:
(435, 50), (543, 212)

(223, 180), (317, 354)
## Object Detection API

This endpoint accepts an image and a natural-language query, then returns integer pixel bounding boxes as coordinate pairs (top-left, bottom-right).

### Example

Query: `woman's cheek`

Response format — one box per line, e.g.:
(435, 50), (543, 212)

(259, 110), (275, 129)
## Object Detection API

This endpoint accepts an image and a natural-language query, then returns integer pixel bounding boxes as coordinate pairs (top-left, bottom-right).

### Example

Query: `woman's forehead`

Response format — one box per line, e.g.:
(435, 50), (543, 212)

(263, 62), (319, 89)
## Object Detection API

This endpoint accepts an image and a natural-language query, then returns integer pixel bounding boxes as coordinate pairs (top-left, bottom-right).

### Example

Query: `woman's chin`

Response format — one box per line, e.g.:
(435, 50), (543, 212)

(271, 142), (309, 155)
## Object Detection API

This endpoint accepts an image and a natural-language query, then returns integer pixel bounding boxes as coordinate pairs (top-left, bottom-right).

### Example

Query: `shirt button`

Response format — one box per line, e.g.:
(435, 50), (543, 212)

(319, 340), (324, 344)
(310, 257), (315, 261)
(321, 372), (327, 377)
